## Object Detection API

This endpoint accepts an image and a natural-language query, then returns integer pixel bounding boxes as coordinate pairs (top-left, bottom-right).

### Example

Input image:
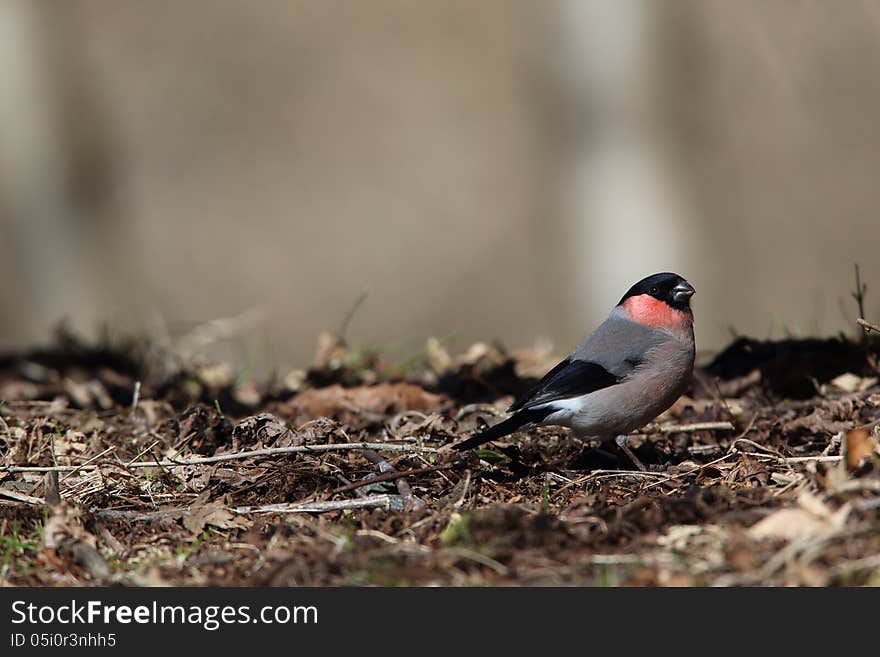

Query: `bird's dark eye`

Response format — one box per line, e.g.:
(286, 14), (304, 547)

(650, 286), (659, 295)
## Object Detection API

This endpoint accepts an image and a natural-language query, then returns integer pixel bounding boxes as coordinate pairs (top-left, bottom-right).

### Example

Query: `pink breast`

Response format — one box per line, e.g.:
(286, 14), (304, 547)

(623, 294), (689, 328)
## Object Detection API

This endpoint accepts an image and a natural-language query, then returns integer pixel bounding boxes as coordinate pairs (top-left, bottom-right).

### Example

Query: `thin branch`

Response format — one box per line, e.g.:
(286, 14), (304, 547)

(90, 508), (184, 522)
(853, 263), (867, 325)
(338, 291), (369, 342)
(332, 463), (452, 494)
(130, 380), (141, 413)
(554, 469), (668, 497)
(452, 469), (471, 509)
(60, 446), (115, 483)
(729, 437), (786, 459)
(0, 441), (438, 473)
(0, 488), (44, 505)
(650, 421), (736, 434)
(440, 547), (509, 575)
(784, 455), (843, 464)
(639, 451), (741, 493)
(233, 494), (405, 515)
(857, 317), (880, 334)
(359, 448), (423, 509)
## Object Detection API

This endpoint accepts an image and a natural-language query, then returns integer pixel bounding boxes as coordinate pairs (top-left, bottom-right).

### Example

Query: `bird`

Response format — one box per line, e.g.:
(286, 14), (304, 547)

(452, 272), (696, 470)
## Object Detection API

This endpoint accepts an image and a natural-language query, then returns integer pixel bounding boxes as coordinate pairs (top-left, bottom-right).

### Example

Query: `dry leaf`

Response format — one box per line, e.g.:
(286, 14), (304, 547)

(282, 369), (307, 392)
(748, 492), (848, 542)
(183, 491), (248, 534)
(748, 509), (827, 541)
(782, 408), (850, 436)
(43, 473), (110, 579)
(313, 331), (348, 368)
(426, 337), (452, 374)
(290, 383), (443, 417)
(197, 363), (232, 388)
(843, 428), (878, 473)
(63, 378), (113, 409)
(233, 381), (262, 407)
(232, 413), (291, 447)
(510, 339), (557, 379)
(830, 373), (877, 393)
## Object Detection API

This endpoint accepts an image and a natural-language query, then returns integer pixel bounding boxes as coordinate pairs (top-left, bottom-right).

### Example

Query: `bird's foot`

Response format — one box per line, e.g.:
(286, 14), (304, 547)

(614, 435), (647, 472)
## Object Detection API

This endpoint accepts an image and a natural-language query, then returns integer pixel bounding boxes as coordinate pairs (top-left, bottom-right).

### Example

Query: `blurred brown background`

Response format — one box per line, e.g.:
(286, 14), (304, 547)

(1, 0), (878, 373)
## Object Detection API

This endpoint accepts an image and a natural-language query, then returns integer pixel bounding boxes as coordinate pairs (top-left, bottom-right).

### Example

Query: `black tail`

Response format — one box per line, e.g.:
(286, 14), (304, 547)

(452, 407), (552, 451)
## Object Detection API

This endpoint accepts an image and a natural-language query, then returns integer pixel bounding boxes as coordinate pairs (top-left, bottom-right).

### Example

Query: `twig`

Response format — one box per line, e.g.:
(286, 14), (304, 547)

(89, 508), (184, 522)
(828, 479), (880, 494)
(0, 442), (438, 473)
(857, 317), (880, 334)
(332, 463), (452, 494)
(233, 494), (405, 514)
(59, 446), (115, 483)
(338, 290), (369, 342)
(853, 263), (867, 333)
(175, 306), (266, 358)
(125, 440), (160, 467)
(583, 554), (673, 566)
(830, 553), (880, 579)
(639, 451), (740, 493)
(130, 380), (141, 413)
(784, 455), (843, 464)
(551, 422), (741, 496)
(335, 474), (370, 498)
(652, 421), (736, 434)
(729, 437), (786, 460)
(0, 488), (44, 505)
(730, 437), (842, 464)
(554, 469), (667, 496)
(454, 404), (503, 421)
(440, 547), (509, 575)
(453, 469), (471, 509)
(361, 448), (419, 508)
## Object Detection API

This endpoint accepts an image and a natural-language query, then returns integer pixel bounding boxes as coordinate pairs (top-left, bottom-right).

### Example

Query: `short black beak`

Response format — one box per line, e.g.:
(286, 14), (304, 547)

(672, 281), (695, 303)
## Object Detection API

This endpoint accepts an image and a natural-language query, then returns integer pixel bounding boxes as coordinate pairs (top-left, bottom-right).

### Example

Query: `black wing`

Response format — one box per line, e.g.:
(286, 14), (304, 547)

(509, 357), (621, 412)
(453, 357), (624, 452)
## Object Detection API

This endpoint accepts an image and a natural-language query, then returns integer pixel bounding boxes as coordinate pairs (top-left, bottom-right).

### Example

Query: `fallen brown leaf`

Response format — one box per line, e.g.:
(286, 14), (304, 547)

(183, 491), (249, 535)
(748, 492), (849, 542)
(843, 428), (878, 473)
(290, 383), (444, 418)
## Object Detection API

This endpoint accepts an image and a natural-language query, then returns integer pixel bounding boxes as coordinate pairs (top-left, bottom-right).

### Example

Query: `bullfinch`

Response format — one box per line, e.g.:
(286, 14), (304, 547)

(453, 272), (696, 469)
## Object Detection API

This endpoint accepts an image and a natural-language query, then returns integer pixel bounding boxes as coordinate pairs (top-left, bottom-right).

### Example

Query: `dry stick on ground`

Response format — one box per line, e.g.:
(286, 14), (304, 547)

(91, 494), (415, 520)
(554, 469), (667, 497)
(553, 421), (740, 496)
(90, 508), (184, 522)
(731, 437), (842, 463)
(332, 463), (453, 494)
(233, 495), (404, 515)
(651, 421), (736, 434)
(0, 487), (44, 505)
(59, 446), (115, 483)
(0, 442), (438, 473)
(360, 448), (419, 509)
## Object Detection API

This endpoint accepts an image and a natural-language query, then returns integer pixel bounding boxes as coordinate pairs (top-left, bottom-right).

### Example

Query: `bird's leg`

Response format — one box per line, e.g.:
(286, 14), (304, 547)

(615, 435), (646, 472)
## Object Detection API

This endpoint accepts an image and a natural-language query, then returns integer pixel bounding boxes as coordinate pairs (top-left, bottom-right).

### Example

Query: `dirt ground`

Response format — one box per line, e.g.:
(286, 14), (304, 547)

(1, 326), (879, 586)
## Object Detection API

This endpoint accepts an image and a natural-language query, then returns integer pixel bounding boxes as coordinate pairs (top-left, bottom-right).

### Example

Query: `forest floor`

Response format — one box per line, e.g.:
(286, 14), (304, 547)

(2, 325), (880, 586)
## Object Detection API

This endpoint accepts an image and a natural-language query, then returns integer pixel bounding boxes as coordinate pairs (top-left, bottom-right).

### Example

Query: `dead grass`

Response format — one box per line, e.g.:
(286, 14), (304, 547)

(1, 331), (879, 586)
